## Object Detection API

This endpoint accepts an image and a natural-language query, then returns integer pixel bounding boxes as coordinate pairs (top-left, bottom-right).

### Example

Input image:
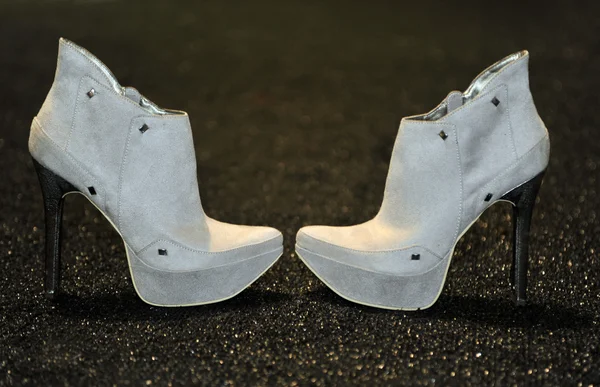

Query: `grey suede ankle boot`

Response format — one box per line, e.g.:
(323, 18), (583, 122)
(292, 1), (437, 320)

(296, 51), (550, 310)
(29, 38), (283, 306)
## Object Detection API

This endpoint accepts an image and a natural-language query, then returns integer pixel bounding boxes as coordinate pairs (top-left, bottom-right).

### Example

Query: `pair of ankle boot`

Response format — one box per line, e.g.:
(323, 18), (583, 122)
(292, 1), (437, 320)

(29, 39), (550, 310)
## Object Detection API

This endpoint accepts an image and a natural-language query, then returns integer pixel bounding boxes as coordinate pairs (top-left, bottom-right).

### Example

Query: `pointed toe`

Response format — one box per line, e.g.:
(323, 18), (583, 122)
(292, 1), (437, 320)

(252, 226), (284, 249)
(296, 226), (328, 250)
(127, 244), (281, 307)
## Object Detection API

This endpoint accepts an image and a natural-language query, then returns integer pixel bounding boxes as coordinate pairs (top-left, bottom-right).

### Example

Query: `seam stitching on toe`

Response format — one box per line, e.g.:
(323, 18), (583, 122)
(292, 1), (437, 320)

(297, 231), (442, 259)
(130, 246), (282, 273)
(297, 246), (448, 277)
(136, 234), (282, 256)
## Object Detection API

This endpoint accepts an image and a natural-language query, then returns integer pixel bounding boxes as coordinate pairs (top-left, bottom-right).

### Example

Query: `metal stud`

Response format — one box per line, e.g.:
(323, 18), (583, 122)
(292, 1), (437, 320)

(491, 97), (500, 107)
(88, 187), (97, 195)
(87, 88), (96, 98)
(139, 124), (149, 133)
(439, 130), (448, 140)
(411, 254), (420, 260)
(158, 249), (168, 256)
(484, 193), (493, 202)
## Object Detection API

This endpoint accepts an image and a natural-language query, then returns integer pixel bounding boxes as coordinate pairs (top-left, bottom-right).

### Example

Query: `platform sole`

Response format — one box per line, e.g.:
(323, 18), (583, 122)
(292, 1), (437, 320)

(127, 246), (282, 307)
(296, 245), (453, 310)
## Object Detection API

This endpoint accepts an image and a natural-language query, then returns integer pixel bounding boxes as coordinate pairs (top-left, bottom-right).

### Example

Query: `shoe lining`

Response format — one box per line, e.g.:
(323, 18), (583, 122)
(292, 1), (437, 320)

(62, 38), (183, 116)
(412, 50), (528, 121)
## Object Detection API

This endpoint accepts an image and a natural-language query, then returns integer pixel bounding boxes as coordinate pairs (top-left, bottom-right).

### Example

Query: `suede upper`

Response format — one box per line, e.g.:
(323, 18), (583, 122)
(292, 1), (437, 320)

(296, 51), (550, 276)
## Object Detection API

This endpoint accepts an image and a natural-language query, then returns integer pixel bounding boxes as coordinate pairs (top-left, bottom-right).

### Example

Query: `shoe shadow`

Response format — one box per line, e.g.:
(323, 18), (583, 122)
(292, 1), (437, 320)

(421, 294), (594, 330)
(53, 288), (291, 322)
(307, 288), (593, 330)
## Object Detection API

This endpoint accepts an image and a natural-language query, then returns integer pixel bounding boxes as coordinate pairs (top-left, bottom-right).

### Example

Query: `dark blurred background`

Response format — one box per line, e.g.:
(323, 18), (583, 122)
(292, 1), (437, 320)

(0, 0), (599, 385)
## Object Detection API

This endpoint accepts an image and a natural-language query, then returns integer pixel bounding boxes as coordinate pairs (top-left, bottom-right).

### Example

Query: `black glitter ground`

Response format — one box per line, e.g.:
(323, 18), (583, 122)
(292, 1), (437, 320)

(1, 1), (599, 385)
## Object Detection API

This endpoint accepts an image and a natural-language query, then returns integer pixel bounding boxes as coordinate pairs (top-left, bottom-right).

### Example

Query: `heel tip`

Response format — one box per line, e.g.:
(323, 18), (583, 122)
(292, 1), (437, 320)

(515, 298), (527, 306)
(45, 290), (57, 300)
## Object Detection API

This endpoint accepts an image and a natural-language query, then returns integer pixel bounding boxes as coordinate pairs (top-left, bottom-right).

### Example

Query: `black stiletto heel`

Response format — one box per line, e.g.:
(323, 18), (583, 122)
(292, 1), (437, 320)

(32, 158), (78, 299)
(501, 170), (546, 306)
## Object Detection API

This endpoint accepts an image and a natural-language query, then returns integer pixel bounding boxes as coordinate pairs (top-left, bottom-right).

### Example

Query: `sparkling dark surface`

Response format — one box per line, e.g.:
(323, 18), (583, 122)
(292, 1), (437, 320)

(0, 1), (599, 385)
